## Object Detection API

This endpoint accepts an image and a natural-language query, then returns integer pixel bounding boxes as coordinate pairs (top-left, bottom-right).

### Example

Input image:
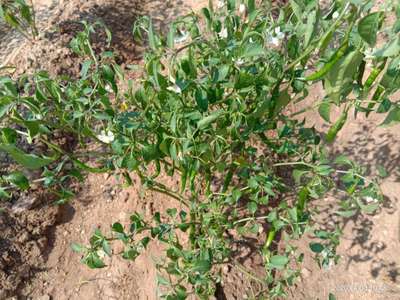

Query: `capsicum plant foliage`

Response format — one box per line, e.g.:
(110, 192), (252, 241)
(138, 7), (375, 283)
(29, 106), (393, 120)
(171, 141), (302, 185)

(0, 0), (37, 40)
(1, 0), (399, 298)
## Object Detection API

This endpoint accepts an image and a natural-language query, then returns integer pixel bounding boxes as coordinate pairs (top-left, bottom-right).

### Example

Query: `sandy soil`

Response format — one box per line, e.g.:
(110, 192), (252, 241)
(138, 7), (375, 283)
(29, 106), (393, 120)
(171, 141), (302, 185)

(0, 0), (399, 299)
(287, 84), (400, 300)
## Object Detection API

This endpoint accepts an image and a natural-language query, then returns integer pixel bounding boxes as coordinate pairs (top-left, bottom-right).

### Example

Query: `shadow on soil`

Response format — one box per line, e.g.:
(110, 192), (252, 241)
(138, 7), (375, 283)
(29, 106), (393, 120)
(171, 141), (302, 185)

(54, 0), (191, 64)
(315, 123), (400, 284)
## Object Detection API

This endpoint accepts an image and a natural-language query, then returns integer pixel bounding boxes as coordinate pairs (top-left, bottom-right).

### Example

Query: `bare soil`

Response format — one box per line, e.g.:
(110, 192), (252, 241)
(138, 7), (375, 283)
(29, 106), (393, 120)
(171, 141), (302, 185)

(0, 0), (400, 299)
(287, 85), (400, 300)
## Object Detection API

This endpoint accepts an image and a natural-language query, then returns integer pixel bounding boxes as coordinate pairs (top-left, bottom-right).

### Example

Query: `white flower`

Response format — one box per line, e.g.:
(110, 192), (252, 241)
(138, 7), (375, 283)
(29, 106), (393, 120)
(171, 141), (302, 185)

(364, 48), (376, 60)
(174, 31), (189, 44)
(169, 75), (176, 84)
(219, 28), (228, 39)
(332, 11), (339, 19)
(217, 0), (225, 9)
(266, 27), (284, 46)
(236, 59), (245, 65)
(239, 4), (246, 14)
(167, 85), (182, 94)
(105, 84), (113, 93)
(97, 130), (114, 144)
(98, 250), (106, 259)
(266, 35), (280, 47)
(235, 58), (245, 66)
(364, 196), (377, 203)
(274, 27), (285, 39)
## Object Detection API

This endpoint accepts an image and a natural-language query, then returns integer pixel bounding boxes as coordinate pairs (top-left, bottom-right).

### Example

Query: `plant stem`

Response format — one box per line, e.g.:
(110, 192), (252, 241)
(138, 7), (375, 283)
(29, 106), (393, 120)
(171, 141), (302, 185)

(233, 215), (269, 225)
(273, 161), (314, 168)
(231, 260), (265, 284)
(149, 186), (189, 207)
(335, 170), (371, 183)
(2, 177), (47, 191)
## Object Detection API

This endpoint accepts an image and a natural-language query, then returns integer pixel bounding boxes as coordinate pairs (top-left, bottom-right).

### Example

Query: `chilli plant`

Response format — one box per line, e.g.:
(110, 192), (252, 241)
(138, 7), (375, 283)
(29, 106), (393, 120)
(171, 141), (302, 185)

(1, 0), (400, 298)
(0, 0), (37, 39)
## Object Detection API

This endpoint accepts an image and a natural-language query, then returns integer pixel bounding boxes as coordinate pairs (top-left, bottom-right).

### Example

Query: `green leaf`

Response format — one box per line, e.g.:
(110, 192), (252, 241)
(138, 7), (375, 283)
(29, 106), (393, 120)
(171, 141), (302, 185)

(242, 43), (265, 58)
(309, 242), (324, 253)
(287, 35), (300, 60)
(167, 23), (175, 48)
(247, 0), (255, 13)
(84, 252), (106, 269)
(247, 201), (258, 214)
(20, 4), (32, 24)
(304, 10), (318, 48)
(315, 230), (329, 239)
(0, 187), (11, 199)
(0, 144), (55, 170)
(175, 285), (187, 299)
(5, 171), (29, 190)
(358, 12), (384, 46)
(192, 259), (211, 273)
(235, 71), (254, 90)
(202, 7), (212, 28)
(334, 155), (352, 166)
(328, 293), (336, 300)
(142, 144), (161, 162)
(380, 106), (400, 126)
(373, 36), (400, 57)
(377, 165), (388, 178)
(379, 57), (400, 93)
(102, 240), (112, 256)
(0, 128), (17, 144)
(195, 88), (208, 111)
(112, 222), (124, 233)
(0, 97), (13, 119)
(71, 243), (85, 253)
(122, 247), (139, 260)
(102, 65), (117, 93)
(290, 0), (303, 21)
(157, 274), (170, 286)
(22, 120), (40, 141)
(272, 89), (291, 117)
(197, 110), (223, 129)
(166, 208), (177, 217)
(148, 18), (157, 50)
(270, 255), (289, 269)
(104, 26), (112, 46)
(72, 158), (107, 173)
(80, 60), (92, 78)
(212, 65), (229, 82)
(318, 102), (331, 123)
(292, 169), (307, 184)
(227, 0), (236, 11)
(325, 50), (363, 103)
(335, 210), (357, 218)
(315, 165), (333, 176)
(360, 203), (379, 214)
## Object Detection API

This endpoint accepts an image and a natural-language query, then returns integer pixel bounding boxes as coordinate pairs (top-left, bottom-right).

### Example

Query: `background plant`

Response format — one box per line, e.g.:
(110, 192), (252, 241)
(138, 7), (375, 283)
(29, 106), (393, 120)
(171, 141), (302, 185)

(0, 0), (37, 39)
(1, 0), (399, 298)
